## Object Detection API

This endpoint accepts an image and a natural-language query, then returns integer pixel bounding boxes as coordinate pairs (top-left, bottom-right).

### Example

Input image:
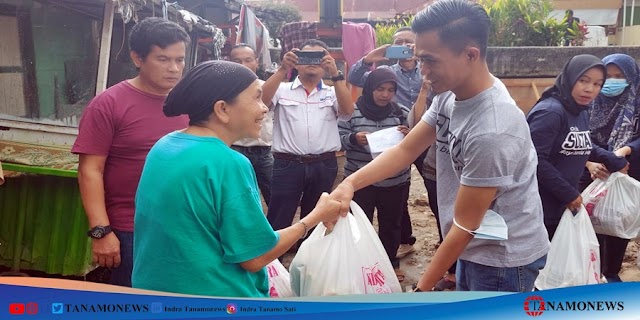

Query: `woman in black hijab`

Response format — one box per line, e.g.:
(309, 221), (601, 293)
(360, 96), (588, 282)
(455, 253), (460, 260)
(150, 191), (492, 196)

(338, 67), (411, 281)
(132, 61), (343, 297)
(527, 55), (627, 240)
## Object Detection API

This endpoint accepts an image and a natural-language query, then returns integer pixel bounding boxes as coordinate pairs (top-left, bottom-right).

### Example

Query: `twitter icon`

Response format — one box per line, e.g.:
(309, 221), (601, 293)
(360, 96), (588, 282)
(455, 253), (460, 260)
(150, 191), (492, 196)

(51, 303), (64, 314)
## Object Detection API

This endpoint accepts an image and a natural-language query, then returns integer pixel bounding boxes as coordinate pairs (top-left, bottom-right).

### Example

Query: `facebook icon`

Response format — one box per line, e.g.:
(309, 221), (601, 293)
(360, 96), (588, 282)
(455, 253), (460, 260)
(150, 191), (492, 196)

(151, 302), (163, 314)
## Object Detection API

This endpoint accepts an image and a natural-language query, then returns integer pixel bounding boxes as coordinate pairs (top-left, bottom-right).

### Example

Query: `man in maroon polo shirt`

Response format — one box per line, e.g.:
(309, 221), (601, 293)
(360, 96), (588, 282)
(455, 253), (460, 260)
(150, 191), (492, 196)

(72, 17), (190, 287)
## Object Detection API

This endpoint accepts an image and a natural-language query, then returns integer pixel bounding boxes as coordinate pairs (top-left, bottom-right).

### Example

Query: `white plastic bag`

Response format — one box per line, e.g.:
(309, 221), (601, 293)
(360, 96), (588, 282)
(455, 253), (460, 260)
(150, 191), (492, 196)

(266, 259), (294, 298)
(581, 176), (610, 216)
(289, 201), (402, 296)
(583, 172), (640, 239)
(535, 207), (600, 289)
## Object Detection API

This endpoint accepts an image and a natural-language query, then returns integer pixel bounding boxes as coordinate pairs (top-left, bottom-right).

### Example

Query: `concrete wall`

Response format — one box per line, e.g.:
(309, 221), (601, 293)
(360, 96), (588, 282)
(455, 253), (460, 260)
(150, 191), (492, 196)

(552, 0), (622, 10)
(487, 46), (640, 78)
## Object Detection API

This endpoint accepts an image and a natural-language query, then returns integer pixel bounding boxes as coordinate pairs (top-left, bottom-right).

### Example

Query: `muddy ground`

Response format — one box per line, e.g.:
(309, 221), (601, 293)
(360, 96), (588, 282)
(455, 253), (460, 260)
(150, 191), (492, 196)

(281, 166), (640, 290)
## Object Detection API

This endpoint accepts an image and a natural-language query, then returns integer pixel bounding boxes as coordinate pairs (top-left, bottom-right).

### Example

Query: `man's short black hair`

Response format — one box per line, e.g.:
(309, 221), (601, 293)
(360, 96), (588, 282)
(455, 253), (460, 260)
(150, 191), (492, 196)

(129, 17), (191, 59)
(231, 43), (257, 56)
(299, 39), (329, 51)
(566, 9), (574, 15)
(412, 0), (490, 57)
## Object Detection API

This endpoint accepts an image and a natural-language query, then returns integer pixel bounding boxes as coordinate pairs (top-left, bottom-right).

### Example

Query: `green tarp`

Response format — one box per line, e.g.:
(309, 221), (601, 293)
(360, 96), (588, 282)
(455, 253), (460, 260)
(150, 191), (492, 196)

(0, 165), (92, 276)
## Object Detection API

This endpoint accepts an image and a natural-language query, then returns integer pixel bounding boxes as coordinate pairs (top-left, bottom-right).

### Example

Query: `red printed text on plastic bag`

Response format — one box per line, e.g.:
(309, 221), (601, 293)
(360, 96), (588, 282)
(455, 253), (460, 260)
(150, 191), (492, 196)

(361, 263), (393, 294)
(267, 264), (280, 297)
(585, 189), (607, 216)
(587, 249), (600, 284)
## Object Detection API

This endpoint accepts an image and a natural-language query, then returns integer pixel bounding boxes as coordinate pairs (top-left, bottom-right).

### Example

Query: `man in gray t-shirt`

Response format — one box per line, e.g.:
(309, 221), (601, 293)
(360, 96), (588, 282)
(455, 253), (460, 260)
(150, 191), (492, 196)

(423, 79), (549, 269)
(330, 0), (549, 293)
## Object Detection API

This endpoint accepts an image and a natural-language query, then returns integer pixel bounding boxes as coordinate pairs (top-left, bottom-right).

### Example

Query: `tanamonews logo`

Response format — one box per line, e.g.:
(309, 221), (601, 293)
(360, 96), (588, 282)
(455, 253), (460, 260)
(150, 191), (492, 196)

(524, 296), (624, 316)
(524, 296), (545, 317)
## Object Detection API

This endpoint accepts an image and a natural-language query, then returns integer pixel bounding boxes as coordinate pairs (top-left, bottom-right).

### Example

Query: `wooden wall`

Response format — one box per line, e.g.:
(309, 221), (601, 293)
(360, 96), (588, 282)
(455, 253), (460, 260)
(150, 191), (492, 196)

(0, 15), (27, 117)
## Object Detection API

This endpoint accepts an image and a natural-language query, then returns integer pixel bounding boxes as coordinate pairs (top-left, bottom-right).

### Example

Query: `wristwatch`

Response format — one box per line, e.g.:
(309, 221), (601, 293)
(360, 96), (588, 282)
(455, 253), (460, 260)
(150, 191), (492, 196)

(87, 225), (112, 239)
(331, 71), (345, 82)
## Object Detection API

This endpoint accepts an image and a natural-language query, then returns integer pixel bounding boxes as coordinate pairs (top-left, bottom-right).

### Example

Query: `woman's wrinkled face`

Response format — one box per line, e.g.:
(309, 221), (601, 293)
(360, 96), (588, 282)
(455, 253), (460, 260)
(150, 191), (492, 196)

(571, 67), (604, 106)
(226, 80), (268, 139)
(372, 82), (397, 107)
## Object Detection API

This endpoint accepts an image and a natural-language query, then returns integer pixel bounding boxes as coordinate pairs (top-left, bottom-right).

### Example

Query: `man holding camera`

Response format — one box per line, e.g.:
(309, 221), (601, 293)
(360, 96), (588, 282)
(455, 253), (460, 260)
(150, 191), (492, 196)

(349, 27), (430, 260)
(348, 27), (422, 109)
(261, 39), (354, 243)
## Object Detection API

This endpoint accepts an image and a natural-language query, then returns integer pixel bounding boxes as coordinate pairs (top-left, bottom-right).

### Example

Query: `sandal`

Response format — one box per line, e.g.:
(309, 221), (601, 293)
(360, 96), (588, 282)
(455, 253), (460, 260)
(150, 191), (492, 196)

(433, 277), (456, 291)
(394, 268), (406, 282)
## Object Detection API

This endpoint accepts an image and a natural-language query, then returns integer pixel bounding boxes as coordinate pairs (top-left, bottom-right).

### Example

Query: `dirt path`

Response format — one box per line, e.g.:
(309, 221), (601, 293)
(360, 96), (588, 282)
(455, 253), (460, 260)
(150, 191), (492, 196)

(282, 167), (640, 289)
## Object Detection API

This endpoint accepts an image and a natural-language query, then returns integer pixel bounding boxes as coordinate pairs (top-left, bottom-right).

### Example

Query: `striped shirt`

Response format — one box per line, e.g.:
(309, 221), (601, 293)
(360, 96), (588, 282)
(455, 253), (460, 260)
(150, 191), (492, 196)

(338, 105), (411, 187)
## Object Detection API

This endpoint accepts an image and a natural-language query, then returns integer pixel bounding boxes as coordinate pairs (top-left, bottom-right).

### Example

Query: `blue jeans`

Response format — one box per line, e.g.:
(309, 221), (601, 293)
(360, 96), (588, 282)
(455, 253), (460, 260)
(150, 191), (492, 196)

(267, 157), (338, 233)
(110, 229), (133, 287)
(232, 146), (274, 206)
(456, 255), (547, 292)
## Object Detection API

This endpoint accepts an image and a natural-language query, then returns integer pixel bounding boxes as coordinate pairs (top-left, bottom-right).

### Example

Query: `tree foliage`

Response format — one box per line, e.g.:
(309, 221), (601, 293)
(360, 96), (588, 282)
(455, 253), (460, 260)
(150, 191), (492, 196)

(479, 0), (587, 46)
(373, 15), (413, 46)
(252, 1), (302, 40)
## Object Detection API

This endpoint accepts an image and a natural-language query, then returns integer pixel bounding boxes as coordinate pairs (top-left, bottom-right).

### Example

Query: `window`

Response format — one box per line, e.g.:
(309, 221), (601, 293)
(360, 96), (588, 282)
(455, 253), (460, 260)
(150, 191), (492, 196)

(0, 0), (222, 129)
(622, 6), (640, 26)
(0, 0), (102, 126)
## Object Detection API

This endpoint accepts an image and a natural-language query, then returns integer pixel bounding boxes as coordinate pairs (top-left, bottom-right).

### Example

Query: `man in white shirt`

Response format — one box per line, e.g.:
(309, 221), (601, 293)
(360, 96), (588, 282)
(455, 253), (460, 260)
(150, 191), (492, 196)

(261, 39), (354, 242)
(230, 44), (274, 205)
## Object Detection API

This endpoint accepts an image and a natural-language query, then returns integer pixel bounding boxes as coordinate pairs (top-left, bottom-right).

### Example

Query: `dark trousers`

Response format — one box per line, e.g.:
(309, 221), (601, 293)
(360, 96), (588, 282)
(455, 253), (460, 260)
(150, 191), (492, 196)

(400, 150), (428, 245)
(545, 222), (559, 242)
(110, 229), (133, 287)
(425, 178), (457, 275)
(231, 145), (274, 206)
(267, 157), (338, 235)
(597, 234), (630, 280)
(353, 182), (410, 269)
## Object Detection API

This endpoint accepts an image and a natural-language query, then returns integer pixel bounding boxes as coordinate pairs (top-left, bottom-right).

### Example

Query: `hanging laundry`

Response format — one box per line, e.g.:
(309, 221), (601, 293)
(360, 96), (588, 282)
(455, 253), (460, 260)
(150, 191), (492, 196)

(237, 4), (272, 71)
(342, 22), (376, 70)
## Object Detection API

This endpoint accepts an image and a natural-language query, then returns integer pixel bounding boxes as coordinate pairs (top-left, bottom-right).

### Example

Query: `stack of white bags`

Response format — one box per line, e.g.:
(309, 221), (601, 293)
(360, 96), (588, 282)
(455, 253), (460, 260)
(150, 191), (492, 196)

(267, 201), (401, 297)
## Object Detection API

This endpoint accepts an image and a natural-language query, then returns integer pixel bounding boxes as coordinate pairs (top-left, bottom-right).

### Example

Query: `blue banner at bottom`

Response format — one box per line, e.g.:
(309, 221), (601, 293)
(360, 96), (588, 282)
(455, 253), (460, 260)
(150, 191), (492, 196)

(1, 280), (638, 320)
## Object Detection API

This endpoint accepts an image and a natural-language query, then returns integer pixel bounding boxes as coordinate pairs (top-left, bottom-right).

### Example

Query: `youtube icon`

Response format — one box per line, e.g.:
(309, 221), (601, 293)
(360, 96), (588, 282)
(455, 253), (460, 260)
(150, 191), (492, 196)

(9, 303), (25, 315)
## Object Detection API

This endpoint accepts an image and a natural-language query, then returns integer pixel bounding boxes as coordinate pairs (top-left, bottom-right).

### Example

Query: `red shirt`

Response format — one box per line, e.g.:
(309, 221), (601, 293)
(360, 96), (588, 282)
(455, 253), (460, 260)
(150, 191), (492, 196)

(72, 81), (188, 232)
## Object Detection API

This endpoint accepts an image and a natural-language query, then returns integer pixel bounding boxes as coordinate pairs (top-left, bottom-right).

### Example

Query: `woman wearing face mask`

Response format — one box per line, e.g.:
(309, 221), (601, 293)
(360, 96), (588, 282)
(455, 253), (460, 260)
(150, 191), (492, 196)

(338, 68), (411, 282)
(527, 55), (628, 241)
(582, 53), (640, 283)
(131, 61), (344, 297)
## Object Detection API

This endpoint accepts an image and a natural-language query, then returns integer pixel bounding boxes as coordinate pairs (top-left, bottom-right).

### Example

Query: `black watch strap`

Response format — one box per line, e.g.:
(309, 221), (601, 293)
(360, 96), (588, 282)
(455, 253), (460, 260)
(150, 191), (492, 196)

(331, 72), (345, 82)
(87, 225), (112, 239)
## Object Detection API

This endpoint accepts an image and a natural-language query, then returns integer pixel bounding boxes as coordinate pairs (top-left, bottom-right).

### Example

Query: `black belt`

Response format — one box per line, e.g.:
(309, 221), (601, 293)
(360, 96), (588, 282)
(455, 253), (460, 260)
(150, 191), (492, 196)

(232, 145), (271, 153)
(273, 152), (335, 163)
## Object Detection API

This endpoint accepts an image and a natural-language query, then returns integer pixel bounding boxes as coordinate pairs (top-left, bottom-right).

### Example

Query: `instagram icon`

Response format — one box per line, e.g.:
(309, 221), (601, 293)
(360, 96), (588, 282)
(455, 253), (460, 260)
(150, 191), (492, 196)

(226, 303), (238, 314)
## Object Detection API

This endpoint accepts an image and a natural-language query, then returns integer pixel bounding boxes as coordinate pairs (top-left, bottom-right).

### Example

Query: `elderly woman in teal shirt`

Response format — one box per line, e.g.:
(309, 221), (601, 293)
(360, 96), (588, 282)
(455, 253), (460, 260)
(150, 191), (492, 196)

(132, 61), (343, 297)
